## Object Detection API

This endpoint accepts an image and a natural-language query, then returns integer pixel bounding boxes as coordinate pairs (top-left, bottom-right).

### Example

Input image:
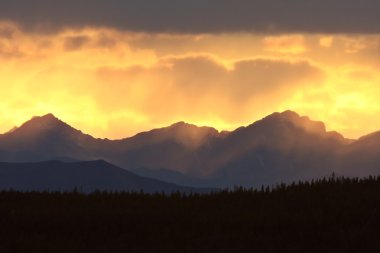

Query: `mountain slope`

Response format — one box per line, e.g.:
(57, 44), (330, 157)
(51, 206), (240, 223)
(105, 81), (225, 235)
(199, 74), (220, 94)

(0, 160), (211, 193)
(338, 131), (380, 177)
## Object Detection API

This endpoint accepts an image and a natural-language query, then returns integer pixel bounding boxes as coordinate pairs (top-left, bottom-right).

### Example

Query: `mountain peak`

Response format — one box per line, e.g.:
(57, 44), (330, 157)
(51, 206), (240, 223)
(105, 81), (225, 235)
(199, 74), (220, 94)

(31, 113), (60, 122)
(263, 110), (327, 134)
(129, 121), (219, 150)
(23, 113), (67, 130)
(6, 113), (78, 139)
(42, 113), (57, 119)
(279, 110), (302, 121)
(169, 121), (192, 129)
(165, 121), (219, 134)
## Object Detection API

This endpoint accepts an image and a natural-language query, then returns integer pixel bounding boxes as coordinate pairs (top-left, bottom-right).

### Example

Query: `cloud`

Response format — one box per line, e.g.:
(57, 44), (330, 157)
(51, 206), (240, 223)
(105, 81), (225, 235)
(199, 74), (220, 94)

(319, 36), (334, 48)
(263, 35), (307, 54)
(92, 56), (324, 125)
(1, 0), (380, 34)
(0, 27), (14, 39)
(64, 35), (90, 51)
(1, 49), (322, 138)
(2, 24), (380, 139)
(342, 36), (379, 54)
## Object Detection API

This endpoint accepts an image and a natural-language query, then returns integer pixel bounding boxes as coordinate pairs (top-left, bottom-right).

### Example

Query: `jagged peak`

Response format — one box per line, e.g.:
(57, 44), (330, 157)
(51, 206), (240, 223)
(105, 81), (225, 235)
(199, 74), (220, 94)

(169, 121), (193, 128)
(268, 110), (305, 122)
(279, 110), (301, 119)
(150, 121), (215, 133)
(256, 110), (327, 135)
(20, 113), (68, 129)
(30, 113), (61, 122)
(125, 121), (219, 149)
(5, 113), (81, 138)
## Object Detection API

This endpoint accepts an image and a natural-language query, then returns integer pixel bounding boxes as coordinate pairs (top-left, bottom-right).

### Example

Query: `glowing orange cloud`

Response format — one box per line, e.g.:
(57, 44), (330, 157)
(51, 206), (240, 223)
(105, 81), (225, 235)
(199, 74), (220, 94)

(263, 35), (307, 54)
(1, 22), (380, 139)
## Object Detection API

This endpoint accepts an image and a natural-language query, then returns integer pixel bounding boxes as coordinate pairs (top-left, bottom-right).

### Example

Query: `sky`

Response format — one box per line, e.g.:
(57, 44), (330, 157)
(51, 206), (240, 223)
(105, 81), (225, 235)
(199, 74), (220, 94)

(1, 0), (380, 139)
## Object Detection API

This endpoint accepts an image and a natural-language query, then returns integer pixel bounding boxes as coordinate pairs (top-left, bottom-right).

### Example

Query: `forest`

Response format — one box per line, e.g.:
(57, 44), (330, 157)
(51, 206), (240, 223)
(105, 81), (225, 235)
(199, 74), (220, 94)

(1, 176), (380, 252)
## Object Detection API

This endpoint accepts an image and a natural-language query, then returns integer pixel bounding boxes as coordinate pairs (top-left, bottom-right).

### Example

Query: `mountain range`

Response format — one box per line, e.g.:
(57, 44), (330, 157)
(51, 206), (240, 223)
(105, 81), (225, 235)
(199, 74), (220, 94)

(1, 110), (380, 189)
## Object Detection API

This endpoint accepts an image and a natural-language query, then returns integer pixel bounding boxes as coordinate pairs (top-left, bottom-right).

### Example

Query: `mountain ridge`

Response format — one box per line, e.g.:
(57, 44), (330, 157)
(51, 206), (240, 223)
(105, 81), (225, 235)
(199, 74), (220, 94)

(1, 110), (380, 188)
(0, 110), (356, 141)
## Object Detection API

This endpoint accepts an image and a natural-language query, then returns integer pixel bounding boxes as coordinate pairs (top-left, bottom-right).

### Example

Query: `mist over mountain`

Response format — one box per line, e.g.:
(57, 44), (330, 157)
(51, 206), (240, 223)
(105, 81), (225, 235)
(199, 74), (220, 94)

(0, 110), (379, 188)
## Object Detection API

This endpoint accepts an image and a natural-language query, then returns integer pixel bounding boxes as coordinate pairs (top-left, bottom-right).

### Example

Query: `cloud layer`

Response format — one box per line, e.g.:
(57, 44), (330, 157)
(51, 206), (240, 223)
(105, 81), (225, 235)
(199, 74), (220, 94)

(1, 24), (380, 139)
(1, 0), (380, 34)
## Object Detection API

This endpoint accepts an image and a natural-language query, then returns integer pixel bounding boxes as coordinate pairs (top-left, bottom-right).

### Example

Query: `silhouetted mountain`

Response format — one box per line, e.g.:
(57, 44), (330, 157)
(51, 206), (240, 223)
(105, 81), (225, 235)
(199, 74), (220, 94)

(0, 114), (101, 162)
(338, 131), (380, 177)
(108, 122), (222, 173)
(125, 121), (220, 149)
(0, 115), (222, 173)
(1, 111), (380, 188)
(0, 160), (211, 193)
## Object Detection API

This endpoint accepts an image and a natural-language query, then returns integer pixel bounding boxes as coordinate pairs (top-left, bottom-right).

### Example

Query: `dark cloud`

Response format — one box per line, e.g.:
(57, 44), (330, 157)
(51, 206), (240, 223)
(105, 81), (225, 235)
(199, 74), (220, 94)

(0, 0), (379, 34)
(0, 27), (14, 39)
(96, 34), (117, 48)
(64, 35), (90, 51)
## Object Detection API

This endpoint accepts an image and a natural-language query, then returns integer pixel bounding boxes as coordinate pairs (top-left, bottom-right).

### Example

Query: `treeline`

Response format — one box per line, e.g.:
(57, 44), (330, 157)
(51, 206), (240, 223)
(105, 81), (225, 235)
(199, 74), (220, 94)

(1, 176), (380, 252)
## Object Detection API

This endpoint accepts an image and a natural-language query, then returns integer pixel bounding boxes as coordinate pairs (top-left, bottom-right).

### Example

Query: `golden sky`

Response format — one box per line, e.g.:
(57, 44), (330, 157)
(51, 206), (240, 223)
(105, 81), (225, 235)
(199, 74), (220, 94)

(1, 21), (380, 139)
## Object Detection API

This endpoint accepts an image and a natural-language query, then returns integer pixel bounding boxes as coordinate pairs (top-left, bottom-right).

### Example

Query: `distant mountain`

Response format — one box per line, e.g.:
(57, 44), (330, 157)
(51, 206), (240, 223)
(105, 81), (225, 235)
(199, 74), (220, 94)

(0, 160), (212, 193)
(1, 110), (380, 188)
(338, 131), (380, 177)
(107, 121), (222, 174)
(0, 115), (222, 174)
(0, 114), (102, 162)
(193, 110), (351, 187)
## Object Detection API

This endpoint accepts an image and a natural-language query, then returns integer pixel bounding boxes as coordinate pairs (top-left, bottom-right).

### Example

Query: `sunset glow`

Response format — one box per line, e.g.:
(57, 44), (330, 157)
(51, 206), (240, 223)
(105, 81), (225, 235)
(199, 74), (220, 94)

(1, 21), (380, 139)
